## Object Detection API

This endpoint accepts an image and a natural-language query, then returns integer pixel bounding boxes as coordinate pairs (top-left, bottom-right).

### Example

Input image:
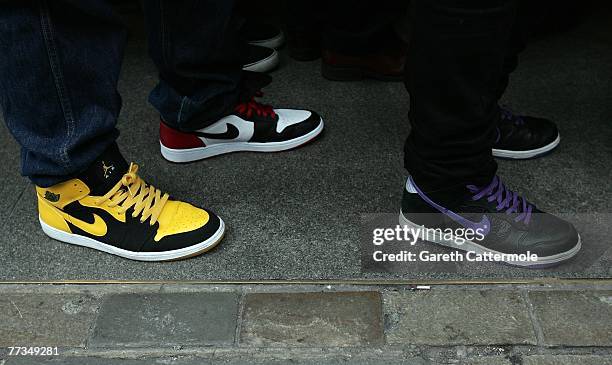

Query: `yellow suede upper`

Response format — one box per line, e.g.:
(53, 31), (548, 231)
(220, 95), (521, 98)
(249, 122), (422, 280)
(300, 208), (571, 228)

(154, 200), (209, 241)
(37, 167), (209, 242)
(37, 179), (91, 234)
(36, 179), (90, 209)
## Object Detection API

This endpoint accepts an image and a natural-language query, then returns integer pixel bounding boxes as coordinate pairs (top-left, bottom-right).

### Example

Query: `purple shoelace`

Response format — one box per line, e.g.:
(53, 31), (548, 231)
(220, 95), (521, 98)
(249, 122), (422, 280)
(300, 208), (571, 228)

(467, 176), (533, 224)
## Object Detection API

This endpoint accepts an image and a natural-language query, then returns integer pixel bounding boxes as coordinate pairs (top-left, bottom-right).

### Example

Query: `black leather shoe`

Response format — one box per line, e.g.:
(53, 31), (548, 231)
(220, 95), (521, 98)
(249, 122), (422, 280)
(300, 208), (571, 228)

(493, 106), (560, 159)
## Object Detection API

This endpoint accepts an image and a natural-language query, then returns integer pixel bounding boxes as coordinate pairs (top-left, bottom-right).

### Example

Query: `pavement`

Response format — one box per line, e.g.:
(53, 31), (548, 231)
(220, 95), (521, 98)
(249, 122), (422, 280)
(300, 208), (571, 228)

(0, 5), (611, 281)
(1, 282), (612, 364)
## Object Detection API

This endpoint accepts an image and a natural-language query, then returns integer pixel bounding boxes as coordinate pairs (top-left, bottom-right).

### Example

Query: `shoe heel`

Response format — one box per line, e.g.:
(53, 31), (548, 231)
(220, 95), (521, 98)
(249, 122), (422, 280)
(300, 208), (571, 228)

(321, 62), (363, 81)
(37, 196), (71, 233)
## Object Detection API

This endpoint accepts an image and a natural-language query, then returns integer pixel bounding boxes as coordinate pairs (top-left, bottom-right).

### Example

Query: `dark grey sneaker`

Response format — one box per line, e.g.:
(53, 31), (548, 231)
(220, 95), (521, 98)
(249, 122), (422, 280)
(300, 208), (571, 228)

(399, 176), (581, 268)
(492, 106), (561, 159)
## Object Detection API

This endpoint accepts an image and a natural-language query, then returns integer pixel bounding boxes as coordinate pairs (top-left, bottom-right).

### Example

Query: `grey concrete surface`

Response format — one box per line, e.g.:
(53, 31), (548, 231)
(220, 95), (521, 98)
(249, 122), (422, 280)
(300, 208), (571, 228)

(528, 290), (612, 346)
(240, 292), (383, 347)
(0, 6), (610, 281)
(0, 132), (27, 224)
(1, 284), (612, 365)
(0, 294), (99, 347)
(463, 359), (512, 365)
(90, 293), (238, 347)
(384, 290), (537, 346)
(6, 355), (612, 365)
(523, 355), (612, 365)
(3, 357), (425, 365)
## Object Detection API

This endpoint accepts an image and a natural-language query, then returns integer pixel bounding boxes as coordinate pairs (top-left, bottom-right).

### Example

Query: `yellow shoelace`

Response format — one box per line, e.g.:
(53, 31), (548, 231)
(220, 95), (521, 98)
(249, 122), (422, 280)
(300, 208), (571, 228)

(94, 163), (169, 225)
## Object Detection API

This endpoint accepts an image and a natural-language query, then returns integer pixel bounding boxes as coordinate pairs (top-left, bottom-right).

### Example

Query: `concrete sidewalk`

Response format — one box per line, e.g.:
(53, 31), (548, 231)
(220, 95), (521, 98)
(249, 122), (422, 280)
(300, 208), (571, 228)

(1, 282), (611, 364)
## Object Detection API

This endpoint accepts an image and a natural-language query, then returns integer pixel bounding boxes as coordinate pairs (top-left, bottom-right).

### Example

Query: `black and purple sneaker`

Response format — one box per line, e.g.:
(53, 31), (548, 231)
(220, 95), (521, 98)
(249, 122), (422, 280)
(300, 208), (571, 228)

(492, 106), (561, 159)
(399, 176), (581, 268)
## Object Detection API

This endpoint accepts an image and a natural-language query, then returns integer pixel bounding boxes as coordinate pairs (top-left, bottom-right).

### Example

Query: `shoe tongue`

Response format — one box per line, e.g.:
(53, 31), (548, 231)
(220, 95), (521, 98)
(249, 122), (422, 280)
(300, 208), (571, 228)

(466, 184), (483, 194)
(239, 71), (272, 102)
(79, 143), (128, 196)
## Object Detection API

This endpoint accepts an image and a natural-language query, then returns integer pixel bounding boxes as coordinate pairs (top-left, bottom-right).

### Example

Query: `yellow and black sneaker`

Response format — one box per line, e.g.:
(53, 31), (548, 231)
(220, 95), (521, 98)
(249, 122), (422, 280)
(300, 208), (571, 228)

(36, 145), (224, 261)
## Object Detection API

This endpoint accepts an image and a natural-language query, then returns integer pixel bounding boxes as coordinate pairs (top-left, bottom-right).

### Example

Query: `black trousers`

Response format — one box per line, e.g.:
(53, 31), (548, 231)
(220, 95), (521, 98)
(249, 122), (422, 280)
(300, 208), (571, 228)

(285, 0), (406, 55)
(404, 0), (525, 192)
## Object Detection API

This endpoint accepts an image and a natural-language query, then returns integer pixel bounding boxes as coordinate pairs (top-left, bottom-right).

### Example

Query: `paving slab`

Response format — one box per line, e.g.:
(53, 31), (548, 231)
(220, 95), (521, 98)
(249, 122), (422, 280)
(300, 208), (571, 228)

(0, 294), (99, 347)
(462, 357), (512, 365)
(89, 293), (238, 347)
(240, 292), (384, 347)
(528, 290), (612, 346)
(5, 359), (146, 365)
(384, 290), (537, 345)
(523, 355), (612, 365)
(3, 357), (425, 365)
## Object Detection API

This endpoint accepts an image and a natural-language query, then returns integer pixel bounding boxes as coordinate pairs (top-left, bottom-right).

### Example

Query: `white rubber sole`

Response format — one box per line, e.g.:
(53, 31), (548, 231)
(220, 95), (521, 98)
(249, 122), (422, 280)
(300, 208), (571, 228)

(242, 49), (280, 73)
(399, 210), (581, 268)
(161, 119), (324, 163)
(492, 134), (560, 159)
(248, 31), (285, 49)
(39, 216), (225, 262)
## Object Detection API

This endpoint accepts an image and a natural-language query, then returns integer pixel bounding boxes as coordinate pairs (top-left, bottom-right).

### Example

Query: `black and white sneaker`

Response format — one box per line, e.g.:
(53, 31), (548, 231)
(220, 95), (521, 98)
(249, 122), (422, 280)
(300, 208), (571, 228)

(243, 44), (280, 73)
(243, 21), (285, 49)
(492, 106), (561, 159)
(159, 92), (324, 162)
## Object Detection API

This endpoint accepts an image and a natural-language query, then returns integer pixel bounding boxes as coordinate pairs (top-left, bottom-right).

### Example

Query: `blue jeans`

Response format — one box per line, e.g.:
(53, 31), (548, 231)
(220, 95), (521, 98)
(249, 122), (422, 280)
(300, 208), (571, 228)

(0, 0), (243, 187)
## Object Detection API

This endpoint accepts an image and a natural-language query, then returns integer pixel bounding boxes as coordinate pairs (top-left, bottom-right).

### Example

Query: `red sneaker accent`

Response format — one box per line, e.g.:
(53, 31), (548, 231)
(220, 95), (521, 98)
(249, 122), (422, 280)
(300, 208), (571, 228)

(234, 91), (276, 119)
(159, 120), (205, 149)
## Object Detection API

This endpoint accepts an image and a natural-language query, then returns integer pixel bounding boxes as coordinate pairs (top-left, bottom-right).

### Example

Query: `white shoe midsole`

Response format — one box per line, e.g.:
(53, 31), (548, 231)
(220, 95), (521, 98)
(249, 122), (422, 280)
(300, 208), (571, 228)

(161, 119), (324, 162)
(492, 134), (560, 159)
(39, 216), (225, 262)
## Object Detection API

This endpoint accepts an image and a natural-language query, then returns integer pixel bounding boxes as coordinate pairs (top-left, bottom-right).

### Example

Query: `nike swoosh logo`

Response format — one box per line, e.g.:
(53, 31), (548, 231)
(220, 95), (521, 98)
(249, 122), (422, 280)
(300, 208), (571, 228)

(409, 177), (491, 235)
(61, 212), (108, 237)
(194, 123), (239, 140)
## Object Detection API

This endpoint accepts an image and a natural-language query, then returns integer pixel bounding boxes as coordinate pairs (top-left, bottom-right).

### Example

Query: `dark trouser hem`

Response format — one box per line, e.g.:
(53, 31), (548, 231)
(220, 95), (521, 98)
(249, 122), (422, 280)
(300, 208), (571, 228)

(161, 71), (273, 132)
(30, 140), (124, 188)
(144, 0), (246, 132)
(404, 0), (518, 192)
